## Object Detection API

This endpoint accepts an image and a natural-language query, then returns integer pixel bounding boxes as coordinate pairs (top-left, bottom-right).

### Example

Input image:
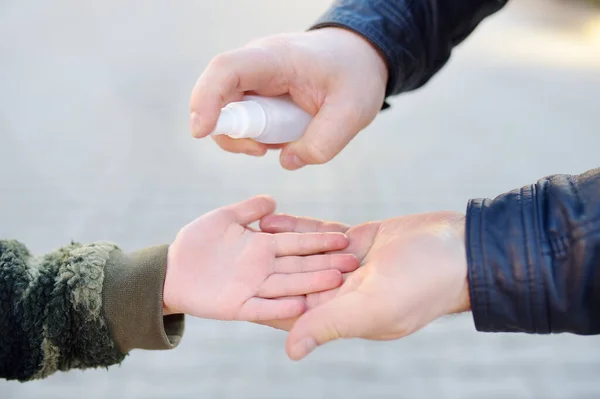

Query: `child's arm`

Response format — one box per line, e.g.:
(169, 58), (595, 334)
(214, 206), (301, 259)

(0, 240), (180, 381)
(1, 195), (356, 382)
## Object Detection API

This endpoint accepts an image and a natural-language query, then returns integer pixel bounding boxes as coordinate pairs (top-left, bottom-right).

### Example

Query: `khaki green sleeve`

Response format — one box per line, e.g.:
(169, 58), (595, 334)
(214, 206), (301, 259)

(103, 245), (184, 353)
(0, 240), (184, 382)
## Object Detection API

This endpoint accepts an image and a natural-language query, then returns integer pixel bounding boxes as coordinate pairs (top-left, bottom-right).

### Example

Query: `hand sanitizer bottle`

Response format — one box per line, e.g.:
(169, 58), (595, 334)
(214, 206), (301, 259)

(210, 94), (312, 144)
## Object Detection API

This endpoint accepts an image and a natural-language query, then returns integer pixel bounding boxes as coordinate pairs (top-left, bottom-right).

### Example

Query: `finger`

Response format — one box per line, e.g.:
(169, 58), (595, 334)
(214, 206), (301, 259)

(304, 271), (353, 308)
(257, 270), (342, 298)
(273, 253), (358, 274)
(222, 195), (276, 225)
(237, 297), (305, 321)
(253, 318), (297, 332)
(212, 135), (268, 157)
(280, 97), (361, 170)
(252, 274), (353, 331)
(273, 232), (349, 256)
(190, 47), (288, 138)
(286, 292), (367, 360)
(265, 143), (286, 150)
(260, 213), (349, 234)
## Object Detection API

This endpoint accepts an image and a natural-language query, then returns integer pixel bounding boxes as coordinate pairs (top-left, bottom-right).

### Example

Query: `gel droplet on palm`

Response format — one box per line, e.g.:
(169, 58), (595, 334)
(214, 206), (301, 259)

(210, 94), (313, 144)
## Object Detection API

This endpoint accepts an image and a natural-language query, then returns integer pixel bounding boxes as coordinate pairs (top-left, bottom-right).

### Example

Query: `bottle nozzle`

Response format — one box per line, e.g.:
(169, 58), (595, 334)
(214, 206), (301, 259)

(210, 100), (267, 140)
(212, 107), (235, 136)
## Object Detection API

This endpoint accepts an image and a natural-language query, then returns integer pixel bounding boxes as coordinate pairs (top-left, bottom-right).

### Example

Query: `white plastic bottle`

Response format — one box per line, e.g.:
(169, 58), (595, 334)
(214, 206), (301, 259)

(209, 94), (312, 144)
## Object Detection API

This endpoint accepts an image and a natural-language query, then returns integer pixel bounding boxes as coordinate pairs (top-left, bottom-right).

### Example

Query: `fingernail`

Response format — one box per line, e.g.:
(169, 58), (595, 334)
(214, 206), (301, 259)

(190, 112), (203, 137)
(283, 153), (306, 170)
(291, 337), (317, 359)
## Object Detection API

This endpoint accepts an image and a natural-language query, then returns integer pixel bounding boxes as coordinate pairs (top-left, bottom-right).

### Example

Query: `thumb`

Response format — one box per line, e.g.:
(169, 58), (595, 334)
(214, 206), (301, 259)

(281, 98), (361, 170)
(220, 195), (277, 226)
(285, 291), (367, 360)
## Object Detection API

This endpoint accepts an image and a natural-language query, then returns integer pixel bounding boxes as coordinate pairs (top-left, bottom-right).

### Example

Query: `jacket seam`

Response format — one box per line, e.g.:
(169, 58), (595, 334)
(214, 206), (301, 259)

(544, 217), (600, 257)
(520, 185), (537, 333)
(479, 200), (490, 327)
(531, 183), (551, 333)
(467, 198), (489, 331)
(375, 0), (421, 90)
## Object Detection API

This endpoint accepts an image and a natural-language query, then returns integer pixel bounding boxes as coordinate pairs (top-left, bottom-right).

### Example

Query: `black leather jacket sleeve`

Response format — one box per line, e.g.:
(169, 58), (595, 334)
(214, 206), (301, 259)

(467, 168), (600, 335)
(311, 0), (509, 97)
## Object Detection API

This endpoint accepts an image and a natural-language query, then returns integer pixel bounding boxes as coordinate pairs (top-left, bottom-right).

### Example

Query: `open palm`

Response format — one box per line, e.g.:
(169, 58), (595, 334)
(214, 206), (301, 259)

(163, 196), (359, 322)
(260, 211), (470, 359)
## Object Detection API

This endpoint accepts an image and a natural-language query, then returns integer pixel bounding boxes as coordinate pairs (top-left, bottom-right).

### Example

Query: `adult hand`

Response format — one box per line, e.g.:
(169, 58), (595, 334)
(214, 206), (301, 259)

(189, 27), (388, 170)
(163, 195), (359, 321)
(259, 211), (471, 360)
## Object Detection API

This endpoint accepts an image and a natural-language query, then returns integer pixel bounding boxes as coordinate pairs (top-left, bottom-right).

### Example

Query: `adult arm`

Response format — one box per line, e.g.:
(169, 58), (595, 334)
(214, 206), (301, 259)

(467, 168), (600, 334)
(311, 0), (509, 98)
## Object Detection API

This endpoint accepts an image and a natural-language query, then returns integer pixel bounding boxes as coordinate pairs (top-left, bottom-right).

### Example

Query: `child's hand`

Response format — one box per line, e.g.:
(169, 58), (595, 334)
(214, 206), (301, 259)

(163, 195), (358, 321)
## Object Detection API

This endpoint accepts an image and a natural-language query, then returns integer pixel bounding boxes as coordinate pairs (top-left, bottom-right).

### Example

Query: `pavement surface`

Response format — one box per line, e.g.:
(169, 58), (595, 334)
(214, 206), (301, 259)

(1, 0), (599, 398)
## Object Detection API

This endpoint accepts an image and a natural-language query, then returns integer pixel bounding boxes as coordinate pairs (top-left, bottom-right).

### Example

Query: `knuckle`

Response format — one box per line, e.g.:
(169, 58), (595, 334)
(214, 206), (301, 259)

(320, 319), (344, 341)
(322, 254), (332, 269)
(256, 233), (273, 248)
(249, 34), (290, 50)
(301, 140), (333, 165)
(299, 257), (310, 272)
(209, 52), (233, 70)
(343, 105), (363, 128)
(293, 234), (304, 252)
(305, 292), (321, 308)
(320, 235), (331, 251)
(215, 208), (237, 224)
(206, 55), (240, 90)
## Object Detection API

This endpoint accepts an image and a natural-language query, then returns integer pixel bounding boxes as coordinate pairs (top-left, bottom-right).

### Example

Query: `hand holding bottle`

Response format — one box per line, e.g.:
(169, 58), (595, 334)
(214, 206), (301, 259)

(209, 94), (313, 144)
(189, 28), (388, 170)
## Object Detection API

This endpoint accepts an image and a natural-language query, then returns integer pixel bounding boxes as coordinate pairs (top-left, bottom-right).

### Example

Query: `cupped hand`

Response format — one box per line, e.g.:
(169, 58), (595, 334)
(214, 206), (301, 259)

(189, 27), (388, 170)
(163, 195), (359, 321)
(259, 211), (470, 360)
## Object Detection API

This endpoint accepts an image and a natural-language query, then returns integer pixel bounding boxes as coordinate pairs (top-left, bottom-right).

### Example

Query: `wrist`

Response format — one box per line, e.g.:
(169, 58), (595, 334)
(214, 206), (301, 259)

(103, 245), (182, 351)
(312, 26), (388, 87)
(163, 303), (176, 316)
(449, 215), (471, 314)
(454, 276), (472, 314)
(162, 246), (178, 316)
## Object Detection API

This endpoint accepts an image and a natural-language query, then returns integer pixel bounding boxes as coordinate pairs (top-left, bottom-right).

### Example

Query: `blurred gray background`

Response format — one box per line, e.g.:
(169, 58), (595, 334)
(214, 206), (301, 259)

(1, 0), (599, 398)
